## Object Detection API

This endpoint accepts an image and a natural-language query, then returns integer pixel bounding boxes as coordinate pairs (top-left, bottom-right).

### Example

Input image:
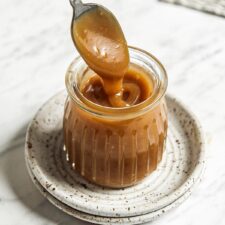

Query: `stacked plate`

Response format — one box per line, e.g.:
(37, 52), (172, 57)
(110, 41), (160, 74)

(25, 91), (205, 225)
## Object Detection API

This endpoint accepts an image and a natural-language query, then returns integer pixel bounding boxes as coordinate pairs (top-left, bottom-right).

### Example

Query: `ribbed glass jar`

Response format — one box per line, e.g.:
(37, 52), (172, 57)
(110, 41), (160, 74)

(63, 47), (168, 188)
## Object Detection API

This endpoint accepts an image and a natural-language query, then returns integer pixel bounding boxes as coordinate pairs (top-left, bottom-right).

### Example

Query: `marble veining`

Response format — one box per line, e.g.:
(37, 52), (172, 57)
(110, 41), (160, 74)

(1, 0), (225, 224)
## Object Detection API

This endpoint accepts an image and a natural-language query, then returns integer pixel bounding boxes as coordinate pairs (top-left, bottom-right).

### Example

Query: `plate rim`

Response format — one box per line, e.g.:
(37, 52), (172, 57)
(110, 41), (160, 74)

(26, 160), (203, 225)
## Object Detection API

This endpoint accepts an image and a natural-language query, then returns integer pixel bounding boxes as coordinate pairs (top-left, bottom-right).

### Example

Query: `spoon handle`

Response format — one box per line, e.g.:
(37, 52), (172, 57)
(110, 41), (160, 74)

(70, 0), (83, 7)
(70, 0), (96, 20)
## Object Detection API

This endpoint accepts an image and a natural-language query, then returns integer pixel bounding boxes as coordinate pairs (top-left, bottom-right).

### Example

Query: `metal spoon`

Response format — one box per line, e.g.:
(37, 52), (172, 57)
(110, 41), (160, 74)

(69, 0), (129, 79)
(69, 0), (131, 107)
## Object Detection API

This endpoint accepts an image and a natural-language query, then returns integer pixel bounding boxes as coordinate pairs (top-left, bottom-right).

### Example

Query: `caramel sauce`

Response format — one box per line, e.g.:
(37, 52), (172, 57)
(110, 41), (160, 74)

(64, 93), (168, 188)
(72, 6), (133, 107)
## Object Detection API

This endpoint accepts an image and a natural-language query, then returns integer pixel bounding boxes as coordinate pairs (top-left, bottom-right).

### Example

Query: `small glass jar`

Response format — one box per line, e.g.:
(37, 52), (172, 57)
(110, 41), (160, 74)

(64, 47), (168, 188)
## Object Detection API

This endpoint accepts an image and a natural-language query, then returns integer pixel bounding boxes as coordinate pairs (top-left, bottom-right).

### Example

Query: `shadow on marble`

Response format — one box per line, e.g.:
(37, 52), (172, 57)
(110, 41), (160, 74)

(2, 124), (92, 225)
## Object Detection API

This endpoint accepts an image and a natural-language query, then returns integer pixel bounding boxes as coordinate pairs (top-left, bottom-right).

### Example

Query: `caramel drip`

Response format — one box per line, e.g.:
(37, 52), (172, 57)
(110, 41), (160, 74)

(72, 6), (134, 107)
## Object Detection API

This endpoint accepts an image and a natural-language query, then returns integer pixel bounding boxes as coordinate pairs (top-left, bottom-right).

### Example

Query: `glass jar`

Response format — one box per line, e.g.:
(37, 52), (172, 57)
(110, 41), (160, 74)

(63, 46), (168, 188)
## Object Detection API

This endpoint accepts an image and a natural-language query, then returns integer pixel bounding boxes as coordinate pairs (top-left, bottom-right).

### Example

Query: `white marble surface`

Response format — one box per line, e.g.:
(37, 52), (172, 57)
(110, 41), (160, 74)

(0, 0), (225, 224)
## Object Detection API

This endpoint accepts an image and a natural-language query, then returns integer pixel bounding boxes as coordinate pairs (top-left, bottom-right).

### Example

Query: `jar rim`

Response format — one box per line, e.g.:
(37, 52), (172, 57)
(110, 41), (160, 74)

(65, 46), (168, 119)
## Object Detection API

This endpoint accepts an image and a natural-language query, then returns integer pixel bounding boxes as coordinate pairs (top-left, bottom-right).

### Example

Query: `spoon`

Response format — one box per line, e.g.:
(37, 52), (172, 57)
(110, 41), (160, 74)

(69, 1), (143, 108)
(69, 0), (129, 96)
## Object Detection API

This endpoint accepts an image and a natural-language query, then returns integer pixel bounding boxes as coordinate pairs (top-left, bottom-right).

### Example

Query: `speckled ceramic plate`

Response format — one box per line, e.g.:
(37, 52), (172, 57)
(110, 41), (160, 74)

(26, 161), (199, 225)
(25, 91), (205, 218)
